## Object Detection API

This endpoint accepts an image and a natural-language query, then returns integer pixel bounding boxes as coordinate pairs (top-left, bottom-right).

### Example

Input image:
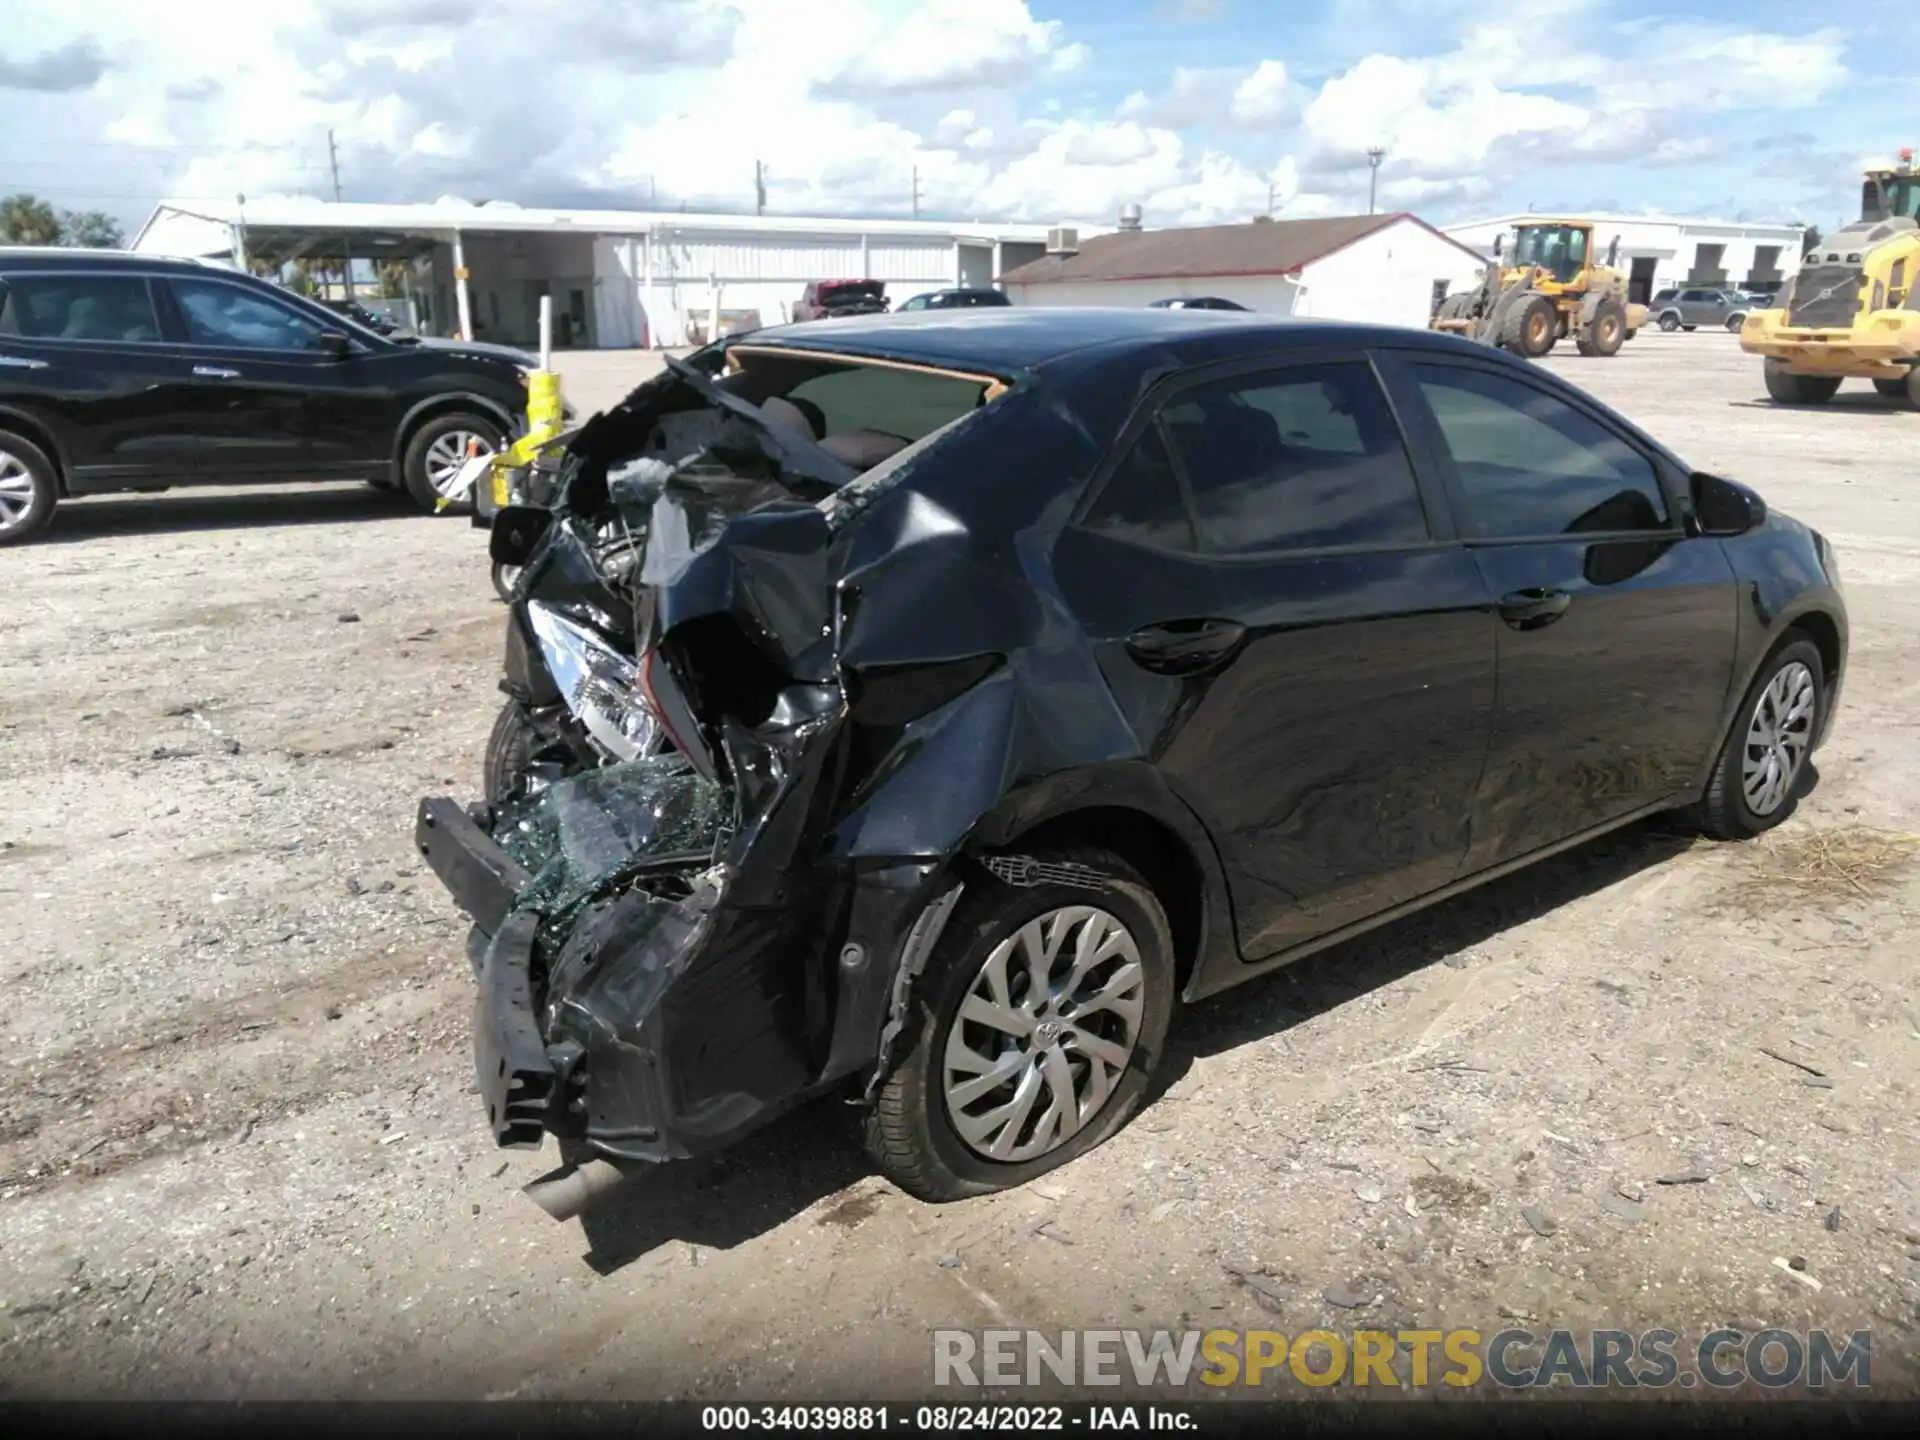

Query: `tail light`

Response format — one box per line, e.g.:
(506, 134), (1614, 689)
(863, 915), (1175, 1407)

(640, 646), (720, 784)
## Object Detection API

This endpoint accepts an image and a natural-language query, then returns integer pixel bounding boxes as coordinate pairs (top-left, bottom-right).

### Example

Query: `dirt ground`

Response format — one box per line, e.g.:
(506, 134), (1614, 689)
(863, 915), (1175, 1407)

(1, 331), (1916, 1401)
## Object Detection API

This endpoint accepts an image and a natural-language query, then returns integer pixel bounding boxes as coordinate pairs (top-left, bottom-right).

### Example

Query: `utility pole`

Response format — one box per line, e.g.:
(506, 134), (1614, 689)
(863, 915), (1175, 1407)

(911, 166), (921, 219)
(1267, 181), (1281, 218)
(1366, 146), (1385, 215)
(328, 129), (343, 202)
(754, 160), (766, 216)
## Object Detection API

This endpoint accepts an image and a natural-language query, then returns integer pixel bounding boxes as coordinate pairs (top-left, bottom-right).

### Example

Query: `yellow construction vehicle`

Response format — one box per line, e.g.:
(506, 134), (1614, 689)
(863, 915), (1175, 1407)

(1740, 149), (1920, 406)
(1432, 218), (1646, 359)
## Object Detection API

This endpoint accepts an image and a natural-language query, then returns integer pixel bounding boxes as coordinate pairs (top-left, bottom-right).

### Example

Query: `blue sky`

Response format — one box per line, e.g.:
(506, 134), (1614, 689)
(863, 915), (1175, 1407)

(0, 0), (1906, 234)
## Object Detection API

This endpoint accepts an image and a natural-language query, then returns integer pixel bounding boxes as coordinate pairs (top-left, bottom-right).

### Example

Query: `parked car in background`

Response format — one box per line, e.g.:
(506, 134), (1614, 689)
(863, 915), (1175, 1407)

(319, 297), (401, 335)
(897, 288), (1011, 312)
(794, 279), (889, 321)
(418, 308), (1846, 1215)
(1647, 288), (1750, 333)
(1148, 296), (1250, 311)
(0, 247), (542, 543)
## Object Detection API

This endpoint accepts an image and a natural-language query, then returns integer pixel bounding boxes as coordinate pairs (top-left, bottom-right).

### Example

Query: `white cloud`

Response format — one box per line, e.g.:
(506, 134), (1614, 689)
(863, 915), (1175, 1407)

(0, 0), (1873, 234)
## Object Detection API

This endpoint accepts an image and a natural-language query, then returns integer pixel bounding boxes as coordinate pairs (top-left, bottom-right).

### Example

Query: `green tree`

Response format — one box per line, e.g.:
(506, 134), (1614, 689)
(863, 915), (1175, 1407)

(0, 193), (63, 246)
(60, 210), (124, 248)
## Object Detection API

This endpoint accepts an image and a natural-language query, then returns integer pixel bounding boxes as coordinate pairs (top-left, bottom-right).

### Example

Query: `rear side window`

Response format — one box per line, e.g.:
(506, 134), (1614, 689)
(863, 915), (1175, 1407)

(1410, 364), (1670, 538)
(1082, 424), (1195, 551)
(1156, 361), (1431, 555)
(0, 273), (161, 342)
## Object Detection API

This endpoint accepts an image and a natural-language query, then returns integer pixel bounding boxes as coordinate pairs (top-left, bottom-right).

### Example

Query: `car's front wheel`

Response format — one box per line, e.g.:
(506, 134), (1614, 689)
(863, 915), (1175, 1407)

(863, 848), (1175, 1202)
(1694, 636), (1825, 841)
(402, 413), (503, 514)
(1658, 313), (1680, 332)
(0, 431), (58, 547)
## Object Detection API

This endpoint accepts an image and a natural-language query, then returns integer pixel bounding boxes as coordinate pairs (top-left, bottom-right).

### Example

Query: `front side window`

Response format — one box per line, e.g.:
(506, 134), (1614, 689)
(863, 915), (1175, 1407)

(1411, 364), (1671, 539)
(0, 273), (160, 342)
(1156, 361), (1430, 555)
(171, 278), (333, 351)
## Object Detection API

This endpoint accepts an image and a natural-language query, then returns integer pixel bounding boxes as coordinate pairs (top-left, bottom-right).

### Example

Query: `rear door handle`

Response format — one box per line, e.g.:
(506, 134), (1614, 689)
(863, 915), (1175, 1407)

(0, 355), (49, 370)
(193, 366), (242, 379)
(1497, 587), (1572, 630)
(1125, 618), (1247, 676)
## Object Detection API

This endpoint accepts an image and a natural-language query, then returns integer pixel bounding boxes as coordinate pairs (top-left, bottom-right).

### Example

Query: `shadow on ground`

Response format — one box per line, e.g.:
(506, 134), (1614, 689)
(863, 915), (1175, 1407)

(569, 816), (1716, 1274)
(40, 484), (423, 542)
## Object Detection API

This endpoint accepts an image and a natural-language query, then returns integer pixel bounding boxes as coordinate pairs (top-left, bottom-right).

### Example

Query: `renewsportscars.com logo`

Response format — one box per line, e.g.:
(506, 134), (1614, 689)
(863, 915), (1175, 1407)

(932, 1327), (1874, 1390)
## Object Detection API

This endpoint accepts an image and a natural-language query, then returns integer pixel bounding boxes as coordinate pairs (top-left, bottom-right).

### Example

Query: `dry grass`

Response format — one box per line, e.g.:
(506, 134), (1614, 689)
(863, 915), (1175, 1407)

(1725, 825), (1920, 913)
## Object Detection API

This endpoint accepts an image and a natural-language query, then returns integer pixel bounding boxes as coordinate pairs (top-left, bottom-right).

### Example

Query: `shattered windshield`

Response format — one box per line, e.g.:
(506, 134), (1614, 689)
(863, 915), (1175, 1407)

(496, 754), (731, 937)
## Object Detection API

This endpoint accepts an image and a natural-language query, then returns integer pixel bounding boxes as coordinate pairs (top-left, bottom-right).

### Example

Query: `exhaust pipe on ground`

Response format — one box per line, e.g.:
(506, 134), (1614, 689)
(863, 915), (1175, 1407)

(522, 1155), (650, 1222)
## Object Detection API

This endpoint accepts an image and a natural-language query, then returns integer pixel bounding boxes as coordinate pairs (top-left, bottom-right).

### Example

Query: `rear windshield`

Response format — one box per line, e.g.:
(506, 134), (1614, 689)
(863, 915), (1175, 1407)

(784, 364), (986, 441)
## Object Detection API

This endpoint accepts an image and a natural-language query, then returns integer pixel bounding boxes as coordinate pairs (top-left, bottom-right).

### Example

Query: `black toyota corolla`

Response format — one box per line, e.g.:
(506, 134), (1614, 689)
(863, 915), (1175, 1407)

(416, 308), (1847, 1220)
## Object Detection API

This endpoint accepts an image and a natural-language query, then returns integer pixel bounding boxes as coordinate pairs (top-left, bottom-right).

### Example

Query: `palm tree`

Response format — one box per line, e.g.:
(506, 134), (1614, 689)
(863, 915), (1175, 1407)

(0, 193), (64, 246)
(60, 210), (123, 248)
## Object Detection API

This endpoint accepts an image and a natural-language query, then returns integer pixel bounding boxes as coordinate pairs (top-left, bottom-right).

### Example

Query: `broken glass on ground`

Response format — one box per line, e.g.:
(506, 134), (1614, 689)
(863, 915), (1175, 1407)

(494, 753), (732, 937)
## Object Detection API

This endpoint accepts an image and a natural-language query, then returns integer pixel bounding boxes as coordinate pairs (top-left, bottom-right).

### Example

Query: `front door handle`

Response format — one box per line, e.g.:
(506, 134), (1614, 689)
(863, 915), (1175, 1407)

(193, 365), (242, 379)
(1497, 587), (1572, 630)
(0, 355), (50, 370)
(1125, 618), (1247, 676)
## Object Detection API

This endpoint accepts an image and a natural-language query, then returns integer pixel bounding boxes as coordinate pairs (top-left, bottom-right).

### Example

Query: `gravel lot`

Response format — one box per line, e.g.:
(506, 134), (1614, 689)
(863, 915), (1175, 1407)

(1, 331), (1916, 1399)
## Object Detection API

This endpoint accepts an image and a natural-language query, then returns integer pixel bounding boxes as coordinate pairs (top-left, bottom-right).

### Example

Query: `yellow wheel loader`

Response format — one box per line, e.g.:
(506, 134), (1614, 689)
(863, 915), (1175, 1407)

(1740, 149), (1920, 407)
(1431, 219), (1647, 359)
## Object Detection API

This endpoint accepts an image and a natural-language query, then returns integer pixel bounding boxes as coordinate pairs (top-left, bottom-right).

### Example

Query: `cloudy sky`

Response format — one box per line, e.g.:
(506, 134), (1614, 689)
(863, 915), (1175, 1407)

(2, 0), (1907, 234)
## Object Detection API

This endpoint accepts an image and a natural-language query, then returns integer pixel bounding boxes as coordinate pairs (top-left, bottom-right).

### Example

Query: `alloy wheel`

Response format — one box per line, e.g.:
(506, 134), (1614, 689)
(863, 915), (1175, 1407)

(0, 449), (36, 534)
(423, 430), (495, 498)
(1742, 661), (1816, 817)
(941, 905), (1144, 1164)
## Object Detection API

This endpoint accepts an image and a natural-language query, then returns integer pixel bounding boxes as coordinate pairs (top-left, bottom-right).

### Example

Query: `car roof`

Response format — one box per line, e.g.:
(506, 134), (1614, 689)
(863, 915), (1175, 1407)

(733, 307), (1481, 376)
(0, 248), (233, 276)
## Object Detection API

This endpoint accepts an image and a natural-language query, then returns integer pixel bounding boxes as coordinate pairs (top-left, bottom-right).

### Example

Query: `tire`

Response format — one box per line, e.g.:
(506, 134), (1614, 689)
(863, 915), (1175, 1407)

(491, 561), (522, 603)
(1658, 313), (1680, 332)
(1575, 300), (1627, 357)
(401, 412), (503, 515)
(1725, 314), (1746, 333)
(862, 846), (1176, 1202)
(483, 700), (584, 807)
(1500, 295), (1557, 358)
(1762, 361), (1841, 406)
(1873, 377), (1910, 400)
(1682, 324), (1698, 332)
(1693, 637), (1824, 841)
(0, 431), (58, 547)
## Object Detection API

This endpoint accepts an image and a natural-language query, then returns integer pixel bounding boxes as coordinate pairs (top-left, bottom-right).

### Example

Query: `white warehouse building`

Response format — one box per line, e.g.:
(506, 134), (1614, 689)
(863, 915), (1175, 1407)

(131, 198), (1063, 348)
(1443, 213), (1806, 304)
(998, 213), (1489, 329)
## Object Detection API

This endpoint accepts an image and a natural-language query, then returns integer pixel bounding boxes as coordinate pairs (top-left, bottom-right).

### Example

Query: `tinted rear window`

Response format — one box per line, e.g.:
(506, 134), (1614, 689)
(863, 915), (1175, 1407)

(784, 364), (987, 443)
(0, 273), (161, 342)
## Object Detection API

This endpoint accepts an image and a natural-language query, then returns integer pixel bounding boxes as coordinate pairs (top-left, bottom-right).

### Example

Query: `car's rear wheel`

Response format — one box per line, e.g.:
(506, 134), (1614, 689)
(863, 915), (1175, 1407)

(1694, 637), (1824, 841)
(863, 847), (1175, 1202)
(1763, 361), (1841, 406)
(0, 432), (58, 547)
(402, 413), (502, 514)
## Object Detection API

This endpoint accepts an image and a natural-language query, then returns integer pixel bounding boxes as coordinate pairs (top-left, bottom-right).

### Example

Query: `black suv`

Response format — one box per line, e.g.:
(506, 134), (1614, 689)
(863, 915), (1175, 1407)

(0, 248), (538, 545)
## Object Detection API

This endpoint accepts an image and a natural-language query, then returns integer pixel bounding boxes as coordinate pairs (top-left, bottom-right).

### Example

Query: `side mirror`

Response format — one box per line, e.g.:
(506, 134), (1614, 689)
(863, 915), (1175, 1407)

(489, 505), (553, 566)
(1691, 471), (1766, 538)
(1492, 233), (1504, 260)
(317, 330), (351, 358)
(1605, 236), (1620, 268)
